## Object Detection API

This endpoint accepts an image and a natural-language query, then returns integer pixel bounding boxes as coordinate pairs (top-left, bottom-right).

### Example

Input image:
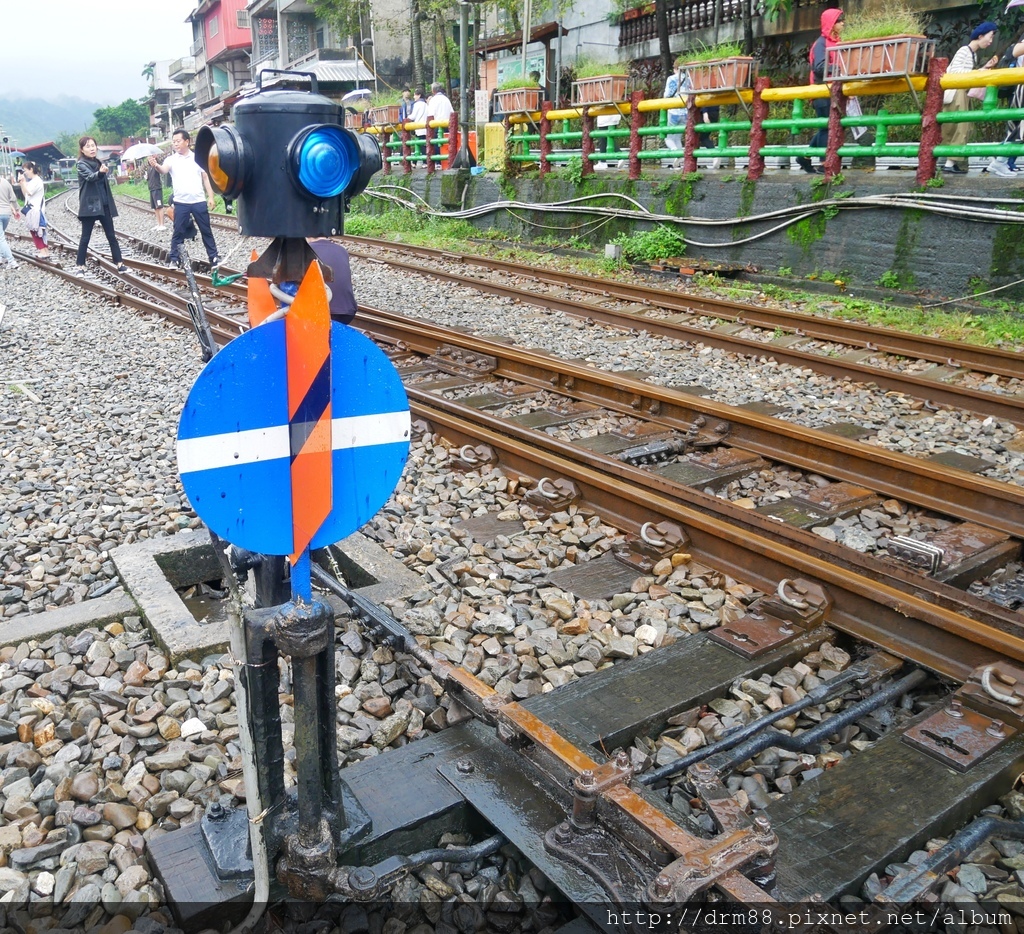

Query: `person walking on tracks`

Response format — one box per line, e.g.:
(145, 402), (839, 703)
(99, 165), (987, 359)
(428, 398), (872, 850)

(147, 160), (167, 229)
(148, 128), (220, 268)
(18, 162), (50, 261)
(75, 137), (128, 276)
(0, 174), (21, 270)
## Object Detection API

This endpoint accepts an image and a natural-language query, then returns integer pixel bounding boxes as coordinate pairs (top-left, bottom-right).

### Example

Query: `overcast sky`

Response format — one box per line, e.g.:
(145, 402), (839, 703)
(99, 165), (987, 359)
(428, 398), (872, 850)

(1, 0), (198, 103)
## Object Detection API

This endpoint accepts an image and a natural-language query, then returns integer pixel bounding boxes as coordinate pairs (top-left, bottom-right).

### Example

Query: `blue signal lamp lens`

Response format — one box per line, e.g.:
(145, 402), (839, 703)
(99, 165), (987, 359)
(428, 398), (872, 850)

(295, 125), (358, 199)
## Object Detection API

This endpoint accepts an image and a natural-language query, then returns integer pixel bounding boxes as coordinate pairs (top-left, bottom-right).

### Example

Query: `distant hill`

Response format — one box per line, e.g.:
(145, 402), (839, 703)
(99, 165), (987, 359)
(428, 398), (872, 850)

(0, 97), (103, 150)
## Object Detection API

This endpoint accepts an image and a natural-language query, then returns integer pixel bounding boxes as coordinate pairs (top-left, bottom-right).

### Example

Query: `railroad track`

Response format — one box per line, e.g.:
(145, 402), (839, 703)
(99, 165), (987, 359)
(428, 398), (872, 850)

(19, 192), (1024, 922)
(342, 235), (1024, 426)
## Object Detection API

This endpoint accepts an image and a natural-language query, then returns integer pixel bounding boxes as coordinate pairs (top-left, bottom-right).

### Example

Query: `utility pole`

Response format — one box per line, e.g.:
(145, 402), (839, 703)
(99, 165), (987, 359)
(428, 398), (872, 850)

(450, 2), (476, 168)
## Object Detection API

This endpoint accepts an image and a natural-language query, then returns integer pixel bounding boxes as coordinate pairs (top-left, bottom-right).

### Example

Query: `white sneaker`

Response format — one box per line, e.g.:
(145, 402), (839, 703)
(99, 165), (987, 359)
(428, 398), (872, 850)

(987, 158), (1016, 178)
(73, 266), (88, 276)
(5, 260), (18, 270)
(151, 225), (166, 230)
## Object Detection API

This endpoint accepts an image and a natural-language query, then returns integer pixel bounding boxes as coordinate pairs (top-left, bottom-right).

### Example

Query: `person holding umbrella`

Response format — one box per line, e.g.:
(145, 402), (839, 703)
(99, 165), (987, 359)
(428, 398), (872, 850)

(74, 136), (129, 275)
(123, 142), (168, 228)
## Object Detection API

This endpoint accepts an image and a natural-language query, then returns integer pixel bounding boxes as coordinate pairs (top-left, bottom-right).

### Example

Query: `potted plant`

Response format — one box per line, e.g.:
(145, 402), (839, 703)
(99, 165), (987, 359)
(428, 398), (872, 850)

(572, 57), (629, 106)
(678, 42), (756, 92)
(827, 7), (934, 80)
(367, 92), (402, 127)
(493, 76), (542, 115)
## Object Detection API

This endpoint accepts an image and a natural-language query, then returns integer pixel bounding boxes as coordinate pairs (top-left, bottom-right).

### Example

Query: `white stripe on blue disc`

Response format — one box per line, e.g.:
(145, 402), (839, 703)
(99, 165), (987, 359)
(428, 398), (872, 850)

(177, 320), (411, 555)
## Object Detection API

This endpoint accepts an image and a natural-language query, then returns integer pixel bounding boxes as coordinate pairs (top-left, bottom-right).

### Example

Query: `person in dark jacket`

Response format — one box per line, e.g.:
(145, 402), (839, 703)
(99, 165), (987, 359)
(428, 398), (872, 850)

(75, 136), (127, 275)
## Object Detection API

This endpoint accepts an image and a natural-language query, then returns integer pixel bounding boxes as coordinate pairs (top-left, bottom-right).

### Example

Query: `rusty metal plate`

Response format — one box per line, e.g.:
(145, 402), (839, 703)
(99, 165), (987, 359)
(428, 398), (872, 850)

(902, 705), (1015, 772)
(707, 613), (800, 658)
(658, 448), (764, 490)
(509, 403), (601, 430)
(932, 523), (1017, 585)
(792, 481), (880, 516)
(573, 430), (670, 455)
(416, 375), (477, 391)
(757, 482), (880, 528)
(769, 334), (810, 348)
(925, 451), (997, 474)
(918, 365), (963, 382)
(756, 500), (834, 528)
(458, 391), (521, 410)
(453, 515), (526, 542)
(617, 422), (676, 441)
(545, 553), (644, 600)
(887, 522), (1016, 586)
(736, 401), (790, 416)
(818, 422), (878, 440)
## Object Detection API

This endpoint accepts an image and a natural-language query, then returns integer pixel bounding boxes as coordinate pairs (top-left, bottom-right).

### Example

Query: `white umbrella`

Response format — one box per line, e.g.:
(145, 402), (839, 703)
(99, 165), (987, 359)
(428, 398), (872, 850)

(342, 89), (372, 103)
(121, 142), (163, 161)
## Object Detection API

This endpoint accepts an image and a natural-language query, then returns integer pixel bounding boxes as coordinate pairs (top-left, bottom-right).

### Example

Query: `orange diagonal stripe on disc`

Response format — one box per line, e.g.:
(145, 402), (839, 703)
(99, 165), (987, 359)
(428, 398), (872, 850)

(246, 251), (278, 327)
(285, 261), (332, 562)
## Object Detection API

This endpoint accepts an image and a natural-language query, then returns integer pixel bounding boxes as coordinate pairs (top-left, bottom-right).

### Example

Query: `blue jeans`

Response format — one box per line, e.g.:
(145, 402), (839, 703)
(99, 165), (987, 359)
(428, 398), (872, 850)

(0, 215), (12, 263)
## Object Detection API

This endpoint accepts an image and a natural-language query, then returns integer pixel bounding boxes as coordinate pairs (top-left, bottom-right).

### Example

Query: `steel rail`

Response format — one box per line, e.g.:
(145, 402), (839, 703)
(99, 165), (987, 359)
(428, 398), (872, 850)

(9, 246), (240, 346)
(410, 400), (1020, 684)
(403, 380), (1024, 641)
(343, 236), (1024, 381)
(357, 307), (1024, 538)
(344, 240), (1024, 425)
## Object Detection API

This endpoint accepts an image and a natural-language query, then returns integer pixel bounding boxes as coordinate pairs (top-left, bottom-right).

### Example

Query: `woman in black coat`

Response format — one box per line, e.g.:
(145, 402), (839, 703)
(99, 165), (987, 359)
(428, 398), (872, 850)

(75, 136), (127, 275)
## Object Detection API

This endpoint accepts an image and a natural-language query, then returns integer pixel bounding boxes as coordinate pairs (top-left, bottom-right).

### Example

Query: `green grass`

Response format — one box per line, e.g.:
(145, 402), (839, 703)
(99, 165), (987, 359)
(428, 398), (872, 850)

(342, 207), (488, 247)
(771, 286), (1024, 349)
(114, 180), (230, 213)
(842, 6), (924, 41)
(678, 42), (744, 63)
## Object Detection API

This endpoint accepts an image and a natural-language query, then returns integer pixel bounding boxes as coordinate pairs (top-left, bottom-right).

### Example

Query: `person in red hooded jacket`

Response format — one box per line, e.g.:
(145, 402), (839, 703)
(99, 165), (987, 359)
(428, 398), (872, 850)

(797, 8), (846, 174)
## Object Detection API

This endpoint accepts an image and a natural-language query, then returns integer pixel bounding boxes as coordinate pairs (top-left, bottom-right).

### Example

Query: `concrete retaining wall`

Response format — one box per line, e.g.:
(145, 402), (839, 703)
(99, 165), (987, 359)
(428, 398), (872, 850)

(368, 170), (1024, 301)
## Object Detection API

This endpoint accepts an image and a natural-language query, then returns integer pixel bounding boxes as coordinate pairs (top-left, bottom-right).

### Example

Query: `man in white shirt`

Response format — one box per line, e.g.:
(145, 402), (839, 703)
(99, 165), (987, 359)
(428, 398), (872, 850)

(427, 82), (454, 126)
(148, 128), (220, 267)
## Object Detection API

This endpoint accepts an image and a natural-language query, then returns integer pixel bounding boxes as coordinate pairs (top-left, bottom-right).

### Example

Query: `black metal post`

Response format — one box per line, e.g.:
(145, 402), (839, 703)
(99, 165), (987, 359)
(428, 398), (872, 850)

(450, 2), (477, 169)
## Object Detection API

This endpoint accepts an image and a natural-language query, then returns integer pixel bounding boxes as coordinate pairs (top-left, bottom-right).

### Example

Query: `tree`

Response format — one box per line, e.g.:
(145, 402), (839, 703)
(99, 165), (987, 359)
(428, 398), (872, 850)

(93, 100), (150, 140)
(310, 0), (364, 40)
(55, 130), (85, 159)
(655, 0), (672, 76)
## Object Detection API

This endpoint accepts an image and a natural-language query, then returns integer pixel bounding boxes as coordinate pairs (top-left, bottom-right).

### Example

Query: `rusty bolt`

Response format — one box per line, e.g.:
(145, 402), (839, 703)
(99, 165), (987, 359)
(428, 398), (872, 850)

(555, 821), (572, 845)
(497, 722), (516, 743)
(456, 759), (475, 774)
(577, 769), (596, 789)
(349, 866), (377, 896)
(653, 875), (672, 898)
(753, 813), (771, 833)
(614, 750), (630, 771)
(987, 719), (1007, 738)
(946, 699), (965, 719)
